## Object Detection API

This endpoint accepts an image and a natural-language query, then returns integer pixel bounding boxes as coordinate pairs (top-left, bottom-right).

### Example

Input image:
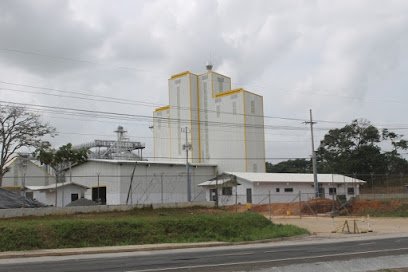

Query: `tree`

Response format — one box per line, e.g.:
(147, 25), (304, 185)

(37, 143), (87, 183)
(0, 105), (55, 186)
(316, 119), (408, 178)
(266, 159), (311, 173)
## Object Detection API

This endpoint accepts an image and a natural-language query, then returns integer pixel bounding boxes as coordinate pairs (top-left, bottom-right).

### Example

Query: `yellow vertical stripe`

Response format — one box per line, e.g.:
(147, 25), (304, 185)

(243, 92), (248, 171)
(197, 76), (201, 162)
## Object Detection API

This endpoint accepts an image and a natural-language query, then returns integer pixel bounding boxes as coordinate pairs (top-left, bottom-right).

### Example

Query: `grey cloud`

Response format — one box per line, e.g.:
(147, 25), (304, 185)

(1, 0), (408, 160)
(0, 0), (114, 76)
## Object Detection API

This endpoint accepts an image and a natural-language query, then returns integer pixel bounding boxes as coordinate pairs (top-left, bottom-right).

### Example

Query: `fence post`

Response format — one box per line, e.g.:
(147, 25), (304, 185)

(235, 185), (238, 213)
(298, 191), (302, 218)
(215, 176), (219, 208)
(160, 173), (164, 204)
(268, 190), (271, 221)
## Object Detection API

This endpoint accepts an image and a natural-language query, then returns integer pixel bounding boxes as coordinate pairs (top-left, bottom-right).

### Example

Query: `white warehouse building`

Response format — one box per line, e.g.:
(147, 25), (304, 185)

(199, 173), (366, 206)
(69, 159), (217, 205)
(153, 66), (265, 173)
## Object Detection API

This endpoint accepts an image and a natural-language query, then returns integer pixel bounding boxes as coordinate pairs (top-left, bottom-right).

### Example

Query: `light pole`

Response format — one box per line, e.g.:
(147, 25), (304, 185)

(182, 127), (192, 202)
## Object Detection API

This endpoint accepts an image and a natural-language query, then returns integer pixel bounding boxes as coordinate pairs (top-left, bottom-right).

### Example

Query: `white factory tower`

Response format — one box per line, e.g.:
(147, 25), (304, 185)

(153, 65), (265, 173)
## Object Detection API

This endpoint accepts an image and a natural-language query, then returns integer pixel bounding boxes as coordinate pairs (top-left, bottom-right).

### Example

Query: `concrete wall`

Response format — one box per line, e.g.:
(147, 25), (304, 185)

(0, 201), (215, 219)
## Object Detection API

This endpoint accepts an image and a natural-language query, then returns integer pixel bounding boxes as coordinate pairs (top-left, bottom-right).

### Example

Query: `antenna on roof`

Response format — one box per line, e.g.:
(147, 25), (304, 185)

(206, 61), (213, 71)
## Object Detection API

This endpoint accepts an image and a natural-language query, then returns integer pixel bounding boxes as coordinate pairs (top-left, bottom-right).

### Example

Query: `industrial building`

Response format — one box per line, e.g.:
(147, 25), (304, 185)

(153, 65), (266, 173)
(69, 159), (216, 205)
(2, 154), (56, 188)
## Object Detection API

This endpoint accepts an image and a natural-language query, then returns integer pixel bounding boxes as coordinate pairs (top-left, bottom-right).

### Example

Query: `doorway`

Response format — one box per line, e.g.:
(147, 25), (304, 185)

(92, 186), (106, 204)
(246, 188), (252, 204)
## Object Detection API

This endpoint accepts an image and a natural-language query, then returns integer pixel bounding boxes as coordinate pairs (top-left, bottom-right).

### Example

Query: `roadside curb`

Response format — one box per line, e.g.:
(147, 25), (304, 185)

(0, 242), (227, 259)
(0, 235), (311, 259)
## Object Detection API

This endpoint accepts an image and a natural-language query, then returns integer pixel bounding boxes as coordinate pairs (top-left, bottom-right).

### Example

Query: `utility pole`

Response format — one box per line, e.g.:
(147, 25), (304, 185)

(304, 109), (319, 198)
(182, 127), (192, 202)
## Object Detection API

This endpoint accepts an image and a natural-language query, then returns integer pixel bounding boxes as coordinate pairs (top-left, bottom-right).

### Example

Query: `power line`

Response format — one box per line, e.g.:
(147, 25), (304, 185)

(0, 80), (312, 123)
(0, 48), (167, 74)
(57, 131), (310, 143)
(4, 79), (407, 128)
(0, 100), (335, 131)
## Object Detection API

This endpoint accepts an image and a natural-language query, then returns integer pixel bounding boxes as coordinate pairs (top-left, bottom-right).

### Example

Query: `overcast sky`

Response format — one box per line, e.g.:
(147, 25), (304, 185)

(1, 0), (408, 162)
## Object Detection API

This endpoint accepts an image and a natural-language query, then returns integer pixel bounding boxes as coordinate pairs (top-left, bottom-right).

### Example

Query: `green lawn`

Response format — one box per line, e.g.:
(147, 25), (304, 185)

(0, 208), (308, 251)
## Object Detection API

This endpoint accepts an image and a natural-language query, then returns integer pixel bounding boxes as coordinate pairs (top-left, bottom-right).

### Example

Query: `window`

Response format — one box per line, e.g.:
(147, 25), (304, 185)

(329, 188), (337, 195)
(210, 188), (217, 201)
(253, 163), (257, 172)
(347, 187), (355, 195)
(217, 77), (224, 93)
(284, 188), (294, 192)
(276, 188), (280, 193)
(232, 101), (237, 115)
(222, 187), (232, 196)
(216, 105), (221, 118)
(71, 193), (79, 202)
(25, 192), (33, 200)
(250, 100), (255, 114)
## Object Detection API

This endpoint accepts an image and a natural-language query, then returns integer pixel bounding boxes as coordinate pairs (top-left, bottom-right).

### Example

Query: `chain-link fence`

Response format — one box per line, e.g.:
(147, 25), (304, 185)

(2, 172), (408, 210)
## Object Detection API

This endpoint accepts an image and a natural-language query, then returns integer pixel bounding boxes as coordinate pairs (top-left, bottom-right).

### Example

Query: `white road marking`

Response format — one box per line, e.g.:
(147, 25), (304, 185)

(216, 252), (254, 257)
(125, 247), (408, 272)
(358, 242), (375, 246)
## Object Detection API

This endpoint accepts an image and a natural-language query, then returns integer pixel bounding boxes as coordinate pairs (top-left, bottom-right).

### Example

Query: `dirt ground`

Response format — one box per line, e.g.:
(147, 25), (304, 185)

(268, 215), (408, 236)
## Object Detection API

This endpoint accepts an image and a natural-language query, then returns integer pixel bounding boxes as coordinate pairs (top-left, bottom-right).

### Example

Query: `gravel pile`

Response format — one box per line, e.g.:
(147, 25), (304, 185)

(0, 188), (46, 209)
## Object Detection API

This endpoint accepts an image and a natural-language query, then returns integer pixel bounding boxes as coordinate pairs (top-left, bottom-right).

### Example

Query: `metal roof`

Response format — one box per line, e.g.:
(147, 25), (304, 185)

(225, 172), (366, 184)
(25, 182), (89, 191)
(85, 159), (217, 167)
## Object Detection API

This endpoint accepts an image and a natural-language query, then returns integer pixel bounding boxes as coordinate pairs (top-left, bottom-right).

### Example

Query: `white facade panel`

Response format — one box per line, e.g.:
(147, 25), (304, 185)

(244, 92), (266, 173)
(153, 108), (171, 161)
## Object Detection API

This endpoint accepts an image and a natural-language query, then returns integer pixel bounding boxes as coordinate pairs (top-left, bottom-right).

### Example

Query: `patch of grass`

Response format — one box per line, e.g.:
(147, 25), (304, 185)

(0, 210), (308, 251)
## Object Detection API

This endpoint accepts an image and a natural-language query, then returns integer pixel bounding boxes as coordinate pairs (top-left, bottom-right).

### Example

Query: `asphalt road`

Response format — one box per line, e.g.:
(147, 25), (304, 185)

(1, 236), (408, 272)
